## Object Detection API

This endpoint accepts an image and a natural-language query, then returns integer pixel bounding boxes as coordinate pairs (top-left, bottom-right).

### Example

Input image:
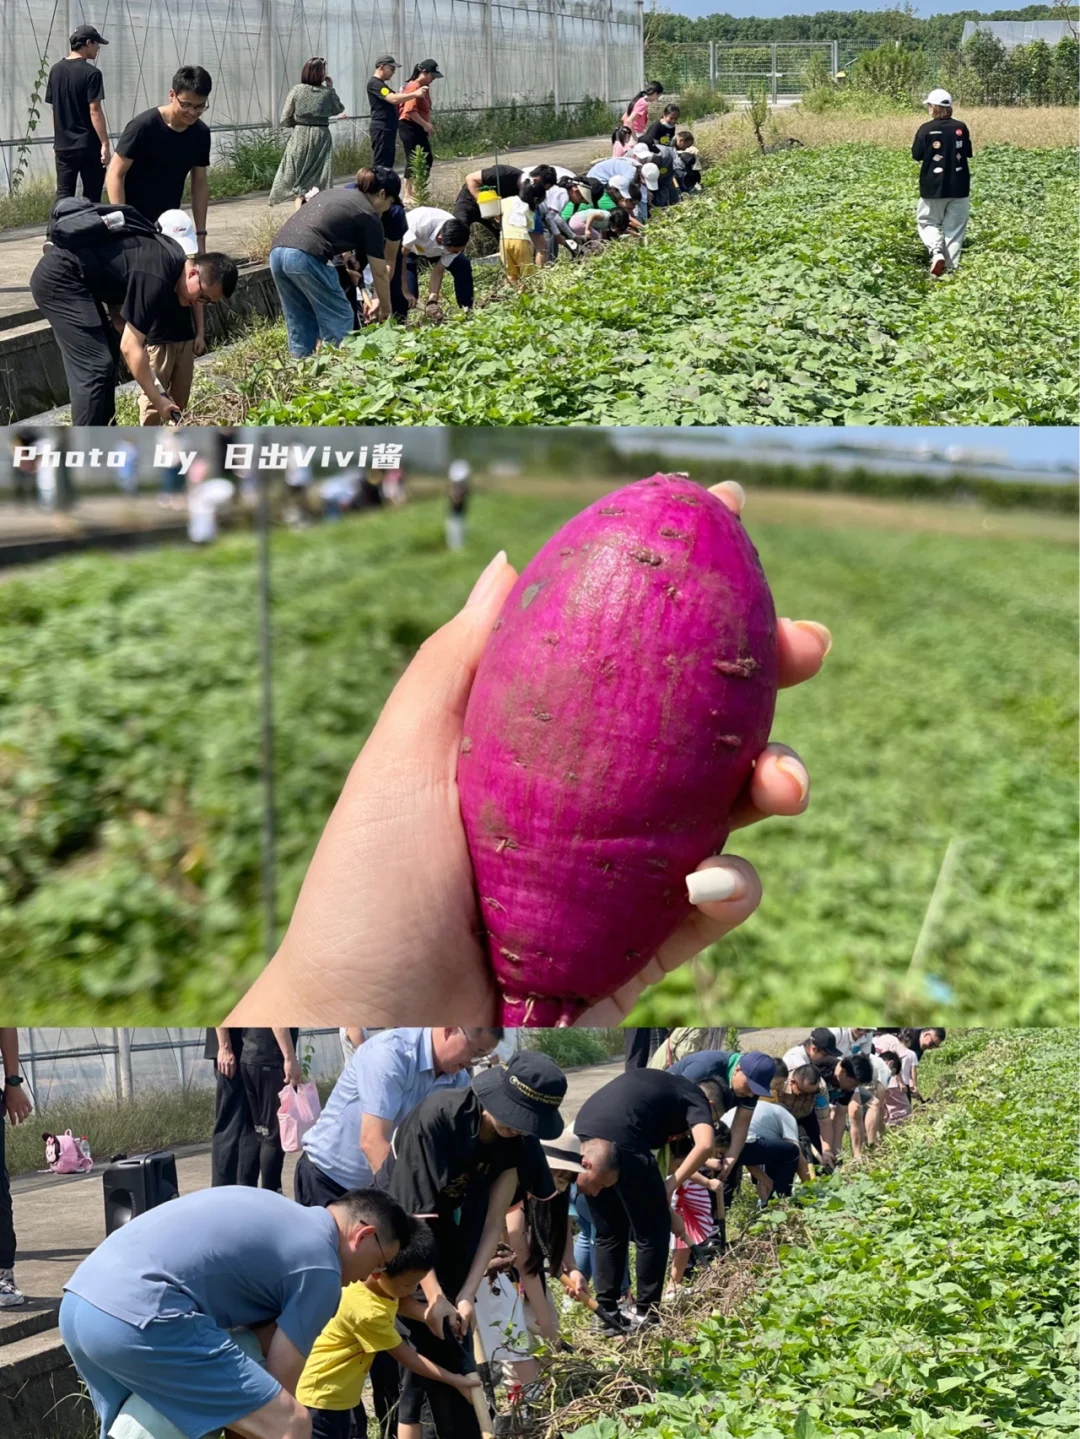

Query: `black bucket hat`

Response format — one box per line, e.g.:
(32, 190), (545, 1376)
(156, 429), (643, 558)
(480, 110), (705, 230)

(472, 1052), (566, 1140)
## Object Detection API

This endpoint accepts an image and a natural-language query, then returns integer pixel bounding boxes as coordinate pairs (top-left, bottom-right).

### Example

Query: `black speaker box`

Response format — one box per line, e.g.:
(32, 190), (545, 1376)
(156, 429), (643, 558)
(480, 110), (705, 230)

(102, 1151), (179, 1235)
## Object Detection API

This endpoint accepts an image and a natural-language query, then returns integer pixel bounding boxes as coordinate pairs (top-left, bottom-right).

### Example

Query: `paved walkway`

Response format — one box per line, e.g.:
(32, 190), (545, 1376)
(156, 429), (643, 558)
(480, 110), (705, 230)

(0, 134), (612, 326)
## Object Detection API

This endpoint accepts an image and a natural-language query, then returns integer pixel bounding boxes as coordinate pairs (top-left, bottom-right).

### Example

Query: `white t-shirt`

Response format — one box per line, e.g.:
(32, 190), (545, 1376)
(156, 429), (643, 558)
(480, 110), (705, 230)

(831, 1029), (876, 1057)
(873, 1034), (916, 1087)
(722, 1102), (799, 1147)
(402, 206), (457, 259)
(868, 1053), (891, 1090)
(501, 194), (533, 238)
(783, 1044), (811, 1072)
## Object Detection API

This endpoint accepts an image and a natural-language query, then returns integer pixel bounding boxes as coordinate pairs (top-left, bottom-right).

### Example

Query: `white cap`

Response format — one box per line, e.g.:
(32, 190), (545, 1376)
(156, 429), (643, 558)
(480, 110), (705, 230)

(640, 162), (660, 191)
(924, 88), (952, 107)
(609, 175), (633, 198)
(157, 208), (199, 255)
(632, 142), (652, 161)
(448, 459), (471, 483)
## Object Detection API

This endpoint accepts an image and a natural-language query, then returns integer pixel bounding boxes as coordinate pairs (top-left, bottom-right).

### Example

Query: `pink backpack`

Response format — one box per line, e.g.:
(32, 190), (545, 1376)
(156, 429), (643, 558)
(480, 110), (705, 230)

(43, 1130), (94, 1174)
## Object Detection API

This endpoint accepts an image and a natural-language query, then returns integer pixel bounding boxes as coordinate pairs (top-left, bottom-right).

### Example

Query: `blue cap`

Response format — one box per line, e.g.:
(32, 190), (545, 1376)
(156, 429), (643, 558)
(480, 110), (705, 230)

(738, 1051), (777, 1098)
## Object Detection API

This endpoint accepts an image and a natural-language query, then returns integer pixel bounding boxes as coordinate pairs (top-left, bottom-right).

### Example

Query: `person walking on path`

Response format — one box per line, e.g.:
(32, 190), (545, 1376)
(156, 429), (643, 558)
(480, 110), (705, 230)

(624, 1030), (669, 1070)
(46, 25), (110, 203)
(366, 56), (427, 170)
(0, 1030), (32, 1309)
(621, 81), (663, 139)
(206, 1027), (260, 1188)
(269, 59), (348, 210)
(912, 89), (973, 277)
(399, 60), (442, 202)
(107, 65), (213, 246)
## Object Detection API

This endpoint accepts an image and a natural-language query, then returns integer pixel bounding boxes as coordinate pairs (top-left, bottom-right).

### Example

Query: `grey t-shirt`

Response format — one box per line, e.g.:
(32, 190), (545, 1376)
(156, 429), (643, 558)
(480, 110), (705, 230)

(272, 188), (386, 265)
(65, 1187), (342, 1354)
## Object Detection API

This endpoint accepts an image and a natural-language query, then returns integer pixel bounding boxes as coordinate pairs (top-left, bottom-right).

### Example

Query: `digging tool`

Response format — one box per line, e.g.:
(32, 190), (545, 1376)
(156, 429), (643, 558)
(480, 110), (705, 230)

(557, 1273), (625, 1333)
(468, 1323), (497, 1439)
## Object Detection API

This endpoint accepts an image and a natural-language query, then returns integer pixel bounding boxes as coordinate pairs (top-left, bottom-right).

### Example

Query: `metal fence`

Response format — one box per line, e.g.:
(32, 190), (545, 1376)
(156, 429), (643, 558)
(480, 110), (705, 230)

(646, 40), (838, 101)
(16, 1028), (523, 1108)
(3, 0), (644, 189)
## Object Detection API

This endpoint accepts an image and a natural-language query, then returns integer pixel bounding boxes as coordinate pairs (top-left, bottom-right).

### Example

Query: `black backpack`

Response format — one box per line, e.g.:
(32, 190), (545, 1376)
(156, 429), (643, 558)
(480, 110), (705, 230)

(47, 197), (167, 251)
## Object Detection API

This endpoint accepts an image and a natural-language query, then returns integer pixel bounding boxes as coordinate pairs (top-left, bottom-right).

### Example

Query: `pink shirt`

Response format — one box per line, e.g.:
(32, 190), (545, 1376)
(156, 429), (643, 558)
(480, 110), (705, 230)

(874, 1034), (916, 1087)
(612, 140), (630, 157)
(626, 96), (649, 136)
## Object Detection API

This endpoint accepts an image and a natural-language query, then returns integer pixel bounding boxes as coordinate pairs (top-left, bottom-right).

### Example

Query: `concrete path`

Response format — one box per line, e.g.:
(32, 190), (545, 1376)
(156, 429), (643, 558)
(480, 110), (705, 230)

(0, 134), (612, 327)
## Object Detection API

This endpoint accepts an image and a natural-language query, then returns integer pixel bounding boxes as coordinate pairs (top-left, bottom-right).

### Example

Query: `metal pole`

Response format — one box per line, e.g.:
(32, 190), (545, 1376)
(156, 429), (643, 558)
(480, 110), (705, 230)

(551, 0), (561, 112)
(770, 43), (777, 105)
(600, 2), (609, 110)
(257, 469), (278, 958)
(831, 39), (839, 78)
(394, 0), (406, 79)
(267, 0), (279, 127)
(709, 39), (716, 91)
(115, 1030), (134, 1103)
(635, 0), (644, 92)
(484, 0), (496, 108)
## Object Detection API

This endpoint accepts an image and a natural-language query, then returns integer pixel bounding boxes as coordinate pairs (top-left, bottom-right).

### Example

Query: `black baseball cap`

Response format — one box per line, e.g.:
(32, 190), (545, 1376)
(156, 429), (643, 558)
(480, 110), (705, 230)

(417, 59), (444, 76)
(808, 1028), (841, 1057)
(71, 25), (108, 45)
(375, 54), (397, 67)
(472, 1052), (566, 1140)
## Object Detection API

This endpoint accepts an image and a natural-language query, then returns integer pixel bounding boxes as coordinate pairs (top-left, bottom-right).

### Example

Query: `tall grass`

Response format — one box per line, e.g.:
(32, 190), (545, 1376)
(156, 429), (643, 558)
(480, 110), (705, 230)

(522, 1029), (625, 1068)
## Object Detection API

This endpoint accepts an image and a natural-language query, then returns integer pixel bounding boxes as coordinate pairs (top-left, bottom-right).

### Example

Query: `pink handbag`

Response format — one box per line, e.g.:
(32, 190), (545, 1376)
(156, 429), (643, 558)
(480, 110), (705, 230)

(277, 1081), (321, 1152)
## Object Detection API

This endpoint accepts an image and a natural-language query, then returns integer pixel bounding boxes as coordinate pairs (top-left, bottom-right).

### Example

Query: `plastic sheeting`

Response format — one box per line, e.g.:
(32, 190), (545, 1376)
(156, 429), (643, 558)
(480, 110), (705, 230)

(2, 0), (643, 186)
(960, 20), (1074, 49)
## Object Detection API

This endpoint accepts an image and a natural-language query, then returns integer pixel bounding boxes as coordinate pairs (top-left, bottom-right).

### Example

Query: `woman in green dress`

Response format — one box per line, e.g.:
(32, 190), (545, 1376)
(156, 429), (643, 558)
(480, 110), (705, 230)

(269, 57), (348, 209)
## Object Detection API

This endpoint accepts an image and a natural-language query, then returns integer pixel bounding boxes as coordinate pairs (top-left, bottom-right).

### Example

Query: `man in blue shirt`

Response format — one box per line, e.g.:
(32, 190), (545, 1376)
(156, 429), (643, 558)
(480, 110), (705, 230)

(59, 1184), (411, 1439)
(296, 1027), (502, 1207)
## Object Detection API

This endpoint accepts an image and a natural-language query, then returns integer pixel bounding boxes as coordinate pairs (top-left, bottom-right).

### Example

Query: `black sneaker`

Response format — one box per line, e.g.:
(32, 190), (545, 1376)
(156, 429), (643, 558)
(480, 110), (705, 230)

(592, 1307), (631, 1335)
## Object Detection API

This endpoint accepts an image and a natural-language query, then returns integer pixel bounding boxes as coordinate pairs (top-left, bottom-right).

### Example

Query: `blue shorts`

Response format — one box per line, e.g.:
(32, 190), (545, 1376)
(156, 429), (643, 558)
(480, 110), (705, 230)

(60, 1292), (282, 1439)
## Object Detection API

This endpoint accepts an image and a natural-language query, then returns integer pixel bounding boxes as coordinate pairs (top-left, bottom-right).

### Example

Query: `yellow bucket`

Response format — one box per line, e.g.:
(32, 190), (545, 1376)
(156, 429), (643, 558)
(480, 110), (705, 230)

(477, 187), (501, 218)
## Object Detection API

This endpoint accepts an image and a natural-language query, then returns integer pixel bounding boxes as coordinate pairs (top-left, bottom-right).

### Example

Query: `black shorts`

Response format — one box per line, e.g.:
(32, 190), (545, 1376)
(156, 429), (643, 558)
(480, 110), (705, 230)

(400, 120), (433, 176)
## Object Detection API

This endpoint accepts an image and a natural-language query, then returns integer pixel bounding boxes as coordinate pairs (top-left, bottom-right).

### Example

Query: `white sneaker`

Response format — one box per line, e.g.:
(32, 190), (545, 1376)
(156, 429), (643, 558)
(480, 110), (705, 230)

(0, 1269), (25, 1307)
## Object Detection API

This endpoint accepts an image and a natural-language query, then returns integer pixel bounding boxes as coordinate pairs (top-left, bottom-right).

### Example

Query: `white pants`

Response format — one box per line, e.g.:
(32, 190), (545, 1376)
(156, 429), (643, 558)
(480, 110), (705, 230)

(916, 196), (970, 270)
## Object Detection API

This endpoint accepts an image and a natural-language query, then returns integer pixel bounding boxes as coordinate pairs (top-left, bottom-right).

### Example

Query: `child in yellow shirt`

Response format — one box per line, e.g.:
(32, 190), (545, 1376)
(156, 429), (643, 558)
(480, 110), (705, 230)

(500, 183), (547, 284)
(297, 1222), (480, 1438)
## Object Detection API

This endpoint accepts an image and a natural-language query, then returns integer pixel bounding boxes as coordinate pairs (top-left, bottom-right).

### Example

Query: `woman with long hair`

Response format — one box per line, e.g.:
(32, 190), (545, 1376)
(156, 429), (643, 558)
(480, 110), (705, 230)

(269, 57), (348, 209)
(621, 80), (663, 138)
(399, 59), (442, 202)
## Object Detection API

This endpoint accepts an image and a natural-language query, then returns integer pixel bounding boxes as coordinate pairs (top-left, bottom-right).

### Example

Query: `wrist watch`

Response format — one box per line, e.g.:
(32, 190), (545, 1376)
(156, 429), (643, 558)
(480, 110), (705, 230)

(4, 1075), (22, 1087)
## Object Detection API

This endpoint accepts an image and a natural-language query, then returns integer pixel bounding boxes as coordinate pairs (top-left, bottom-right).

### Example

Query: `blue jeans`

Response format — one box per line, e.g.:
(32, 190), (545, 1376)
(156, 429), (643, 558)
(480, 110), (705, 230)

(270, 246), (356, 357)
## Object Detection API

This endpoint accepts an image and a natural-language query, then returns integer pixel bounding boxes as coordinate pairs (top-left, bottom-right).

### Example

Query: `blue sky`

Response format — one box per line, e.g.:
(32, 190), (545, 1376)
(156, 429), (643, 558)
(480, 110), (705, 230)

(671, 0), (999, 16)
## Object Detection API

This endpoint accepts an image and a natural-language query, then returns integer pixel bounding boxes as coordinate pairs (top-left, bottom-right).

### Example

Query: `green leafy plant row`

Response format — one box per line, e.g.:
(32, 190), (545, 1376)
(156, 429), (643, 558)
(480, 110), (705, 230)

(240, 144), (1078, 427)
(0, 493), (1074, 1023)
(570, 1028), (1079, 1439)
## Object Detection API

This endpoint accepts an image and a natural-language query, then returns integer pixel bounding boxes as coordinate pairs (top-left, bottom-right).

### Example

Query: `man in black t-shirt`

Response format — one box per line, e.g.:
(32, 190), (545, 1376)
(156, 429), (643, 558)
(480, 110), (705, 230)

(365, 55), (427, 169)
(46, 25), (110, 203)
(238, 1028), (302, 1194)
(269, 178), (393, 354)
(107, 65), (213, 244)
(29, 232), (237, 424)
(453, 163), (525, 238)
(573, 1069), (717, 1329)
(912, 89), (973, 277)
(376, 1052), (563, 1439)
(204, 1028), (259, 1187)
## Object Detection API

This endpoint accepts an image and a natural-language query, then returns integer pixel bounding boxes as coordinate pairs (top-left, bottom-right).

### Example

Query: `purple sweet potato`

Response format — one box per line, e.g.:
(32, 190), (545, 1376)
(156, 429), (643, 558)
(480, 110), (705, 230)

(457, 474), (779, 1026)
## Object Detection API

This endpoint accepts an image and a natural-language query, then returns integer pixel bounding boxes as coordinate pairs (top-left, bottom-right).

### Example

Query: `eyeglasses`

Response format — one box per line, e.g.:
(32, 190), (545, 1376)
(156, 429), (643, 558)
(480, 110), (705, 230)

(174, 97), (208, 115)
(192, 281), (219, 305)
(373, 1230), (389, 1270)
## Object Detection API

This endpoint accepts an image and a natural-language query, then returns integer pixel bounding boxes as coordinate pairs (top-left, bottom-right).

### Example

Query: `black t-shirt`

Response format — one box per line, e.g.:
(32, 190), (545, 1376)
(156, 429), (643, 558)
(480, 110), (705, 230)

(642, 120), (675, 149)
(240, 1027), (299, 1067)
(70, 233), (188, 336)
(574, 1069), (714, 1158)
(477, 165), (523, 199)
(203, 1027), (244, 1061)
(116, 108), (212, 221)
(273, 188), (386, 265)
(367, 75), (399, 130)
(46, 58), (104, 152)
(376, 1088), (554, 1295)
(912, 117), (972, 200)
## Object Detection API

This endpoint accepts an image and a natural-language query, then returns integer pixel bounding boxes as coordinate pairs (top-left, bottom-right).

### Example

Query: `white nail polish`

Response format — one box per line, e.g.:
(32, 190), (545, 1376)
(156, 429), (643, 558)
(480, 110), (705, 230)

(687, 866), (741, 905)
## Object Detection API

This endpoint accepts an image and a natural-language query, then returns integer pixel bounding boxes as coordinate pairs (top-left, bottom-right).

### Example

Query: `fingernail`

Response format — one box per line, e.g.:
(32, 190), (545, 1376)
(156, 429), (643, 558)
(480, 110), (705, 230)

(687, 862), (746, 906)
(793, 619), (833, 658)
(466, 551), (507, 607)
(717, 480), (746, 513)
(775, 755), (810, 805)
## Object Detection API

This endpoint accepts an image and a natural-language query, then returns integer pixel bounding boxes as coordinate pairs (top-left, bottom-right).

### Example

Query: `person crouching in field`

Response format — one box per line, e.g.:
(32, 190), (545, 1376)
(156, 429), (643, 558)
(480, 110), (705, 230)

(912, 89), (972, 277)
(296, 1221), (481, 1439)
(673, 131), (702, 193)
(59, 1185), (409, 1439)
